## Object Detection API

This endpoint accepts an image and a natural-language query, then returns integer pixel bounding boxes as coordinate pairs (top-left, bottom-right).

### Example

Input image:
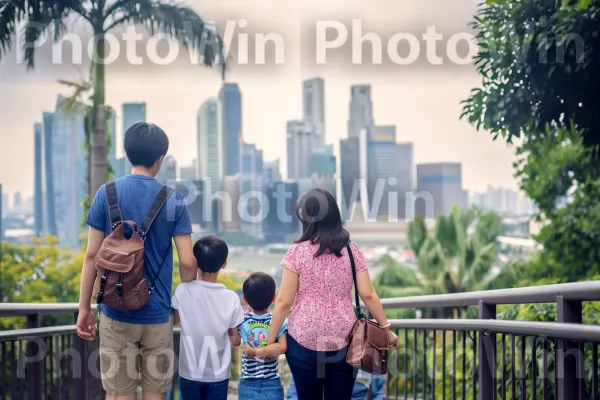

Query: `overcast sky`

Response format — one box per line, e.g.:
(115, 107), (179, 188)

(0, 0), (520, 198)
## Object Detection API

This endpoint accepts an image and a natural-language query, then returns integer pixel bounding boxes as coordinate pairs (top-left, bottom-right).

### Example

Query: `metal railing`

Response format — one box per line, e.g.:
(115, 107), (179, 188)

(0, 281), (599, 399)
(383, 281), (600, 400)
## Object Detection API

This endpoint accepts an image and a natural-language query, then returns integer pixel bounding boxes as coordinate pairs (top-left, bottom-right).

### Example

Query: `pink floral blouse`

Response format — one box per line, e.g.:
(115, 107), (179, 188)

(281, 241), (368, 352)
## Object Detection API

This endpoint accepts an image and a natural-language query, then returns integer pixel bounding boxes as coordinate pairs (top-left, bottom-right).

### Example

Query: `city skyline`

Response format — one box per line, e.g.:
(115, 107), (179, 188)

(0, 0), (518, 197)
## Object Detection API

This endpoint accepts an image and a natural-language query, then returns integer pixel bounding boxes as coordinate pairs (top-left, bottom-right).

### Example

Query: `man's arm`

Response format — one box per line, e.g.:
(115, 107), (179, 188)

(76, 227), (104, 340)
(174, 234), (197, 282)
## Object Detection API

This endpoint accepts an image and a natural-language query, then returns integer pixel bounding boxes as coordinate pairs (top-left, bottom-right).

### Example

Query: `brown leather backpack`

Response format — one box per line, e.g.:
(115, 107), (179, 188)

(93, 181), (174, 311)
(346, 244), (390, 375)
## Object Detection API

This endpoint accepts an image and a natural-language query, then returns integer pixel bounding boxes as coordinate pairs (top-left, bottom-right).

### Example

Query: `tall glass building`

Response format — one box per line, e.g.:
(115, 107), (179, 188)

(197, 98), (221, 184)
(51, 95), (87, 248)
(34, 123), (44, 236)
(42, 112), (57, 236)
(218, 83), (242, 177)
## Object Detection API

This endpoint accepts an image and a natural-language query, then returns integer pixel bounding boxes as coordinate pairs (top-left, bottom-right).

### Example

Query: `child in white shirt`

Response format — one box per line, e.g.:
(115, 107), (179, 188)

(172, 234), (244, 400)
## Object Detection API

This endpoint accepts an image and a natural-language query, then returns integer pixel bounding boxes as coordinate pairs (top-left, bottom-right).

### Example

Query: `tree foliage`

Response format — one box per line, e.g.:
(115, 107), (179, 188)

(373, 206), (513, 317)
(463, 0), (600, 282)
(461, 0), (600, 147)
(0, 237), (82, 329)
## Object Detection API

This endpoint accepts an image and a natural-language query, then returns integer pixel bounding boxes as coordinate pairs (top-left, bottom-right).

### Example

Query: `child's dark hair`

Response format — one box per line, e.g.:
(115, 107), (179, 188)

(193, 235), (228, 273)
(243, 272), (276, 311)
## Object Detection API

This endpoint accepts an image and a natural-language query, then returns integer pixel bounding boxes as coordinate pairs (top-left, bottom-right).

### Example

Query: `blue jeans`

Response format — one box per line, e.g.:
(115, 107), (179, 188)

(286, 335), (356, 400)
(239, 378), (284, 400)
(369, 375), (385, 400)
(179, 377), (229, 400)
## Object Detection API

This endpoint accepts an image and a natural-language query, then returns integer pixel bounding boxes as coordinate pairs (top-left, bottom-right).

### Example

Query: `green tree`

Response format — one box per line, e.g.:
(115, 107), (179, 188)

(462, 0), (600, 281)
(0, 237), (82, 329)
(374, 206), (513, 317)
(1, 0), (225, 198)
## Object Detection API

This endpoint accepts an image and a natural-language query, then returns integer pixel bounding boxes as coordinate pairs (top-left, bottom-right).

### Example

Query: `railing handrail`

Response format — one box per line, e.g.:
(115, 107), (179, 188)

(0, 303), (97, 317)
(380, 280), (600, 309)
(0, 325), (183, 342)
(0, 325), (77, 341)
(2, 318), (599, 344)
(0, 281), (598, 317)
(389, 319), (600, 343)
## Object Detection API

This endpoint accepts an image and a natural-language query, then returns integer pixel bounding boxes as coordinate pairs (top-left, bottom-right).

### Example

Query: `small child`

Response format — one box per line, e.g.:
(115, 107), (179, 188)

(171, 235), (244, 400)
(238, 272), (288, 400)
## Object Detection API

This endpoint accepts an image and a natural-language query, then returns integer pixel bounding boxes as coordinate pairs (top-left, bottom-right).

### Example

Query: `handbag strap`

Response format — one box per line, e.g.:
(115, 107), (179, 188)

(346, 243), (363, 319)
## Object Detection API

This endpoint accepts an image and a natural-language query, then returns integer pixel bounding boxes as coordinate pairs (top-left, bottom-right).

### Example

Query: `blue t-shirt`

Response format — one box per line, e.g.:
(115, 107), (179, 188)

(239, 312), (288, 380)
(86, 174), (192, 324)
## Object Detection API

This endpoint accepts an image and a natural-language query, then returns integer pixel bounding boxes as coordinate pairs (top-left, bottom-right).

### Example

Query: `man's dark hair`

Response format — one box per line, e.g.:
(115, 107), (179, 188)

(193, 235), (228, 273)
(124, 122), (169, 168)
(243, 272), (276, 311)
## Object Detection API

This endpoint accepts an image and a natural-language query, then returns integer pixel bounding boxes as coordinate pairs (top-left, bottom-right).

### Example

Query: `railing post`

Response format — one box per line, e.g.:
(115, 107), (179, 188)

(556, 296), (583, 400)
(26, 313), (42, 400)
(73, 311), (89, 400)
(478, 301), (496, 400)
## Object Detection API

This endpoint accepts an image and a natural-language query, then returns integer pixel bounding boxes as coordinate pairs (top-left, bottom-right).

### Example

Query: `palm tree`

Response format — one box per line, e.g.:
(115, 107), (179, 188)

(0, 0), (224, 198)
(373, 205), (513, 317)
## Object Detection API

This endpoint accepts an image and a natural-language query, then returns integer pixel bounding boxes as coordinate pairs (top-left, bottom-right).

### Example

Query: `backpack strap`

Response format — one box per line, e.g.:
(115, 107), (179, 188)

(138, 185), (175, 239)
(104, 181), (123, 231)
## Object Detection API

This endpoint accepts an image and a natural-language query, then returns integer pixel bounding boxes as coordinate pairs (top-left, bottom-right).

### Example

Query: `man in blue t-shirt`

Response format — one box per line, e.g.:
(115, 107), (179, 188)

(76, 123), (197, 400)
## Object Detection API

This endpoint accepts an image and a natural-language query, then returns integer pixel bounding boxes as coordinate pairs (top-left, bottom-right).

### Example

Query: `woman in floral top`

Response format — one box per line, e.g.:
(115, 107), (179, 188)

(267, 188), (397, 400)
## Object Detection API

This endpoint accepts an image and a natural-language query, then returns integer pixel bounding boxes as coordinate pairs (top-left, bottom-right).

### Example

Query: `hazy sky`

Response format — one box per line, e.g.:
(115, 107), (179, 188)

(0, 0), (520, 198)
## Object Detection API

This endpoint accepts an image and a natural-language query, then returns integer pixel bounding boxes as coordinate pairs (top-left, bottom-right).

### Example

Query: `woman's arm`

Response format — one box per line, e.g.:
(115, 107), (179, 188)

(267, 268), (298, 346)
(356, 270), (398, 345)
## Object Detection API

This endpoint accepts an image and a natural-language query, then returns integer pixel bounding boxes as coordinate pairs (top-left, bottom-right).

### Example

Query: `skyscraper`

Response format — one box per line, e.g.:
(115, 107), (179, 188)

(348, 85), (374, 138)
(122, 102), (146, 135)
(416, 163), (463, 218)
(360, 126), (400, 219)
(107, 112), (117, 173)
(197, 98), (222, 183)
(179, 164), (197, 181)
(286, 120), (315, 180)
(302, 78), (325, 147)
(51, 95), (87, 247)
(221, 175), (241, 233)
(156, 155), (177, 184)
(12, 192), (22, 214)
(311, 145), (336, 180)
(42, 112), (57, 236)
(396, 142), (414, 219)
(219, 83), (242, 176)
(34, 123), (44, 236)
(340, 136), (361, 220)
(239, 141), (264, 177)
(263, 160), (282, 182)
(263, 181), (299, 243)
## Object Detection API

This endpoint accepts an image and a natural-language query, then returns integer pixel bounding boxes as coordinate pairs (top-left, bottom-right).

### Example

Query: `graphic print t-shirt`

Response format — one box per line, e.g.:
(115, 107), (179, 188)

(239, 313), (288, 379)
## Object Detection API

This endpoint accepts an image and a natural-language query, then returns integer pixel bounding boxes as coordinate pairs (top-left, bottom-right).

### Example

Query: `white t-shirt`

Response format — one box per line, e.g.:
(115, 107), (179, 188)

(172, 280), (245, 382)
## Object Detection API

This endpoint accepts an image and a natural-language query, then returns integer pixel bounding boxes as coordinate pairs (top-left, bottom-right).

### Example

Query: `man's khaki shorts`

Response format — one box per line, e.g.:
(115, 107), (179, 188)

(99, 313), (174, 396)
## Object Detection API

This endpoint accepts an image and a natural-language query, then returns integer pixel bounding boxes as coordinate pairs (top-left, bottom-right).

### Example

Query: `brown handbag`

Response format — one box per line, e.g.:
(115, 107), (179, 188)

(92, 181), (174, 311)
(346, 244), (390, 375)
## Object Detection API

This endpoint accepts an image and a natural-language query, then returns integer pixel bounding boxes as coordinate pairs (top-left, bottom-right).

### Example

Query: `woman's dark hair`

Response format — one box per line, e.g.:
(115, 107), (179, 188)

(124, 122), (169, 168)
(295, 188), (350, 257)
